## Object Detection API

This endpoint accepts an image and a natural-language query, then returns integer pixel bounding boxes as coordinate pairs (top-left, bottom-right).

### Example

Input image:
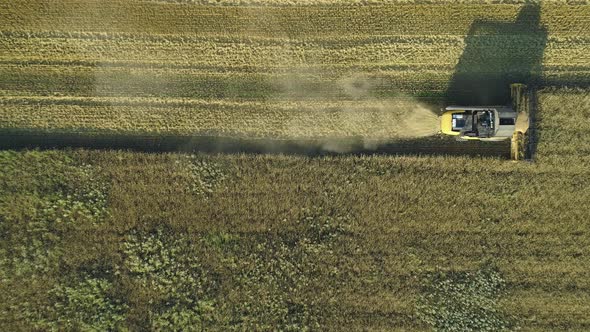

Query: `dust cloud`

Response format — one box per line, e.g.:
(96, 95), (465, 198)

(275, 71), (441, 153)
(248, 8), (441, 153)
(88, 4), (441, 155)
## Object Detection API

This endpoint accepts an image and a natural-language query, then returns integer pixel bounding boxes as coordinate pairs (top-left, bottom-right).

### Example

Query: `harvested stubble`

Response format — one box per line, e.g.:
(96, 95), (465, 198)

(0, 97), (439, 139)
(1, 1), (590, 139)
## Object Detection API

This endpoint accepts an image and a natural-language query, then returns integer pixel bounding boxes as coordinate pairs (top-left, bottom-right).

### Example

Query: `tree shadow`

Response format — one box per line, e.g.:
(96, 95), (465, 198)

(446, 4), (547, 106)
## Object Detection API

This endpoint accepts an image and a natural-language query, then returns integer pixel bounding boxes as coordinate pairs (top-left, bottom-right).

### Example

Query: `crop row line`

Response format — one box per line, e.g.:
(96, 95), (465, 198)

(0, 30), (469, 45)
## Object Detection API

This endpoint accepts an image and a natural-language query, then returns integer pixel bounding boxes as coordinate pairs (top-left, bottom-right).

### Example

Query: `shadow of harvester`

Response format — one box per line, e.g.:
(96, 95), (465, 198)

(446, 4), (547, 106)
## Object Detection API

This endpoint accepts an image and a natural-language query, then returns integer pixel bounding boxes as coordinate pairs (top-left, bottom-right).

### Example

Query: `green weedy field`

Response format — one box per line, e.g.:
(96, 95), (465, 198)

(1, 0), (590, 331)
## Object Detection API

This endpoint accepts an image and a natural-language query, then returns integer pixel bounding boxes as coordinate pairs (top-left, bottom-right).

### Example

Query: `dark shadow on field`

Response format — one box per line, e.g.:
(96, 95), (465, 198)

(0, 130), (510, 159)
(446, 4), (547, 160)
(446, 4), (547, 105)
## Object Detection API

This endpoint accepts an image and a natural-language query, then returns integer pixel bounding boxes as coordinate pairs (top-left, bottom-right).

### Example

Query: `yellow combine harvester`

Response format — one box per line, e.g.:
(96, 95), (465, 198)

(440, 84), (530, 160)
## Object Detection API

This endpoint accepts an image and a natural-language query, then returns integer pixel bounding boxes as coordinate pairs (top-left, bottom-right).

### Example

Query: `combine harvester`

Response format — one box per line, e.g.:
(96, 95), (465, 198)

(439, 84), (531, 160)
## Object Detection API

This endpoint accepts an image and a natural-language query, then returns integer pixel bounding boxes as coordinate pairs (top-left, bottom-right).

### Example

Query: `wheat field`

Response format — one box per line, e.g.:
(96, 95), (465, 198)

(2, 1), (590, 142)
(2, 1), (590, 331)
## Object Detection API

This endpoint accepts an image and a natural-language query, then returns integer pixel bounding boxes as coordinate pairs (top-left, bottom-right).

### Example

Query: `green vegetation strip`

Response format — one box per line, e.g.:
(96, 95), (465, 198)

(2, 150), (590, 330)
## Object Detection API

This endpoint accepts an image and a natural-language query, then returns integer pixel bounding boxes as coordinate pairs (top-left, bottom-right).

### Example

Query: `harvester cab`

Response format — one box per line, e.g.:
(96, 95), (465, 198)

(440, 106), (516, 142)
(439, 84), (531, 160)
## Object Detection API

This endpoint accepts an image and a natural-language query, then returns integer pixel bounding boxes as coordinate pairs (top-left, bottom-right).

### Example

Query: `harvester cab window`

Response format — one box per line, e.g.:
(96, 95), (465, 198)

(470, 110), (495, 138)
(451, 113), (467, 132)
(457, 109), (495, 138)
(478, 111), (493, 129)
